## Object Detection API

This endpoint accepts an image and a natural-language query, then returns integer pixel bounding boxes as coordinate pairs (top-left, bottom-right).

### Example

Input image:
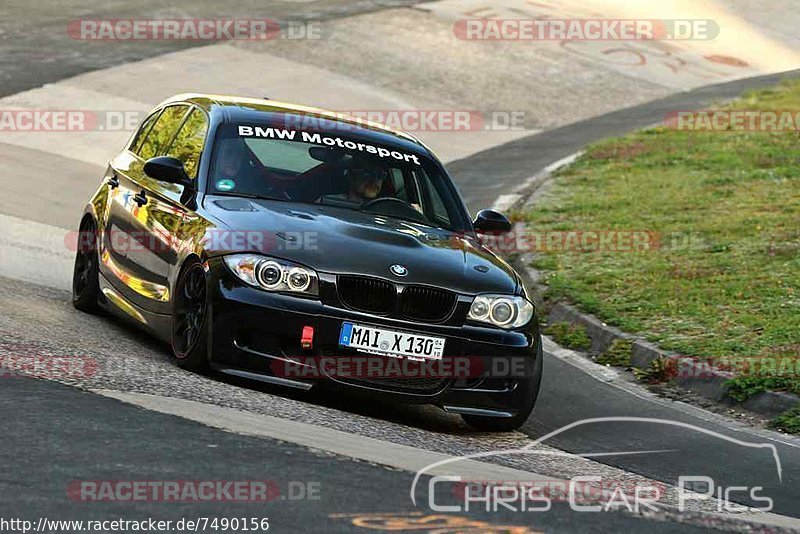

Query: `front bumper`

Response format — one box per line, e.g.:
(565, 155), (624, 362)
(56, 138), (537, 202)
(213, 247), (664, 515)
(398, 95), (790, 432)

(206, 258), (541, 417)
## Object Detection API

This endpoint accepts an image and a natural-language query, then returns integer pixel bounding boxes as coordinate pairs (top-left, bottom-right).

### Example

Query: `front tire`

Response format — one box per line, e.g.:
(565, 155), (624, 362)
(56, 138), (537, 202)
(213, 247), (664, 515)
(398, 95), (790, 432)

(171, 261), (210, 371)
(461, 337), (544, 432)
(72, 217), (101, 313)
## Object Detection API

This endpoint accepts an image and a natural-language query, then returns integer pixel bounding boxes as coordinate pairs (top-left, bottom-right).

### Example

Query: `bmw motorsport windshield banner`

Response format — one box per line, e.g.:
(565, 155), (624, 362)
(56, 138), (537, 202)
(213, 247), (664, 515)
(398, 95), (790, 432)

(237, 125), (422, 165)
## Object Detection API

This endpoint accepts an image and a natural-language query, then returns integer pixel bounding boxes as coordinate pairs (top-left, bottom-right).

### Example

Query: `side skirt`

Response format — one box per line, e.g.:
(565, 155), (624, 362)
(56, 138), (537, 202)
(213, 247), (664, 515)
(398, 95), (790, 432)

(98, 273), (172, 342)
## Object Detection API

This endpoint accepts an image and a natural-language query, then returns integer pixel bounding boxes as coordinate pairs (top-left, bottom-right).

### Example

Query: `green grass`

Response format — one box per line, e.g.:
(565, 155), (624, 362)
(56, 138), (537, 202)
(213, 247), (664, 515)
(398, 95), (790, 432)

(544, 322), (591, 351)
(769, 406), (800, 434)
(524, 79), (800, 401)
(633, 357), (674, 384)
(595, 339), (633, 367)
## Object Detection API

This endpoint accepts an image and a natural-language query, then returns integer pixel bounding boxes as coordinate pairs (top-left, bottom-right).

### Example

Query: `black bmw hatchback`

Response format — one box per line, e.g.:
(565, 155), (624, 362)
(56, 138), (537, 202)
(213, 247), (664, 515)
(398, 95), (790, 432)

(72, 94), (543, 431)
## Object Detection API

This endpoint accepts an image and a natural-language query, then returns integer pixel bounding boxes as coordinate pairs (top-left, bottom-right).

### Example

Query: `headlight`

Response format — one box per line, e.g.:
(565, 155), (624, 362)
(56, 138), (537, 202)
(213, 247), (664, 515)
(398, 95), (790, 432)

(224, 254), (319, 297)
(468, 294), (533, 328)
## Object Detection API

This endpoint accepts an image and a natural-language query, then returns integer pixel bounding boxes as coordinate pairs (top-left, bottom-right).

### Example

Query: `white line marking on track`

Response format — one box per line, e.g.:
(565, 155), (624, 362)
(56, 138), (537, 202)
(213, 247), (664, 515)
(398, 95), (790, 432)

(93, 389), (559, 482)
(490, 151), (583, 212)
(95, 389), (800, 530)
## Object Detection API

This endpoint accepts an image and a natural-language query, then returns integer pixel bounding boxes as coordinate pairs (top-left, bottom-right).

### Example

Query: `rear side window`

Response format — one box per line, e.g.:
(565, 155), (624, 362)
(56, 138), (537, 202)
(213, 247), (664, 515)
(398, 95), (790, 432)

(165, 108), (208, 179)
(138, 105), (190, 161)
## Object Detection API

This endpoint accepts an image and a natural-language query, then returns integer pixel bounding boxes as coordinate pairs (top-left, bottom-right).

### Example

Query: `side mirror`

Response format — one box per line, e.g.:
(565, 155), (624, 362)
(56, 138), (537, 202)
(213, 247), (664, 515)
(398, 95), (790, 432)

(144, 156), (191, 187)
(473, 209), (512, 234)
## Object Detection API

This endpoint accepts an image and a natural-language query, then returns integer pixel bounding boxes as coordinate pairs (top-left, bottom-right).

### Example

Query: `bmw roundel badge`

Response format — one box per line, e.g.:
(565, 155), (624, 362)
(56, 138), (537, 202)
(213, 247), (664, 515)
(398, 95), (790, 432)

(390, 264), (408, 277)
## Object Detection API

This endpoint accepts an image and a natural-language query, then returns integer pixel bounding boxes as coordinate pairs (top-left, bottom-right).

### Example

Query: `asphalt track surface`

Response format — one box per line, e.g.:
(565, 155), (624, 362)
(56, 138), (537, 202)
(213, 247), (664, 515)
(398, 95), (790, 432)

(3, 1), (800, 532)
(0, 0), (425, 99)
(3, 376), (733, 534)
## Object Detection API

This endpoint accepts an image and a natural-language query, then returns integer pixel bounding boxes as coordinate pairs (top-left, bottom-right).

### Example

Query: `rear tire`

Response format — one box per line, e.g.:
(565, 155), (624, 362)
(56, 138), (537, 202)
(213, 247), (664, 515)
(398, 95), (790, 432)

(170, 260), (210, 371)
(72, 217), (101, 313)
(461, 336), (544, 432)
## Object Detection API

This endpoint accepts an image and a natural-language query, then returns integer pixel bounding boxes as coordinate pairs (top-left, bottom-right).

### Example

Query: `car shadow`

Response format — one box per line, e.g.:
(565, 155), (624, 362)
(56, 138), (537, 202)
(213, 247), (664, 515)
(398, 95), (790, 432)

(95, 307), (478, 436)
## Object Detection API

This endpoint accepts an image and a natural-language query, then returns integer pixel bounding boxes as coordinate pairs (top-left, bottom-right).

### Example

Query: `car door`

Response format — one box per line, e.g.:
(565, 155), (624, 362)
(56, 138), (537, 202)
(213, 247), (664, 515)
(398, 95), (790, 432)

(99, 107), (163, 308)
(101, 104), (193, 314)
(131, 106), (211, 312)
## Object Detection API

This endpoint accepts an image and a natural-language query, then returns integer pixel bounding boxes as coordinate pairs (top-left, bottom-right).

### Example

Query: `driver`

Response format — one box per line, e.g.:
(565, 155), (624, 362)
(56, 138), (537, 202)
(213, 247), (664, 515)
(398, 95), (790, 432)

(218, 138), (249, 176)
(214, 138), (264, 194)
(345, 166), (385, 203)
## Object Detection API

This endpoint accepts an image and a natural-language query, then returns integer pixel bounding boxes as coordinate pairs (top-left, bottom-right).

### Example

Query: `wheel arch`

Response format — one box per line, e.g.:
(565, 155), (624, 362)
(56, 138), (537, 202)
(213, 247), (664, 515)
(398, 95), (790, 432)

(170, 253), (205, 304)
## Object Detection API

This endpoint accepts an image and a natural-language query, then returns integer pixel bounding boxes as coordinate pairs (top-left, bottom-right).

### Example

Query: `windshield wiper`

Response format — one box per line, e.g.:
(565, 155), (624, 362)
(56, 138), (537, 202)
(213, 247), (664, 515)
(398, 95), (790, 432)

(369, 212), (452, 232)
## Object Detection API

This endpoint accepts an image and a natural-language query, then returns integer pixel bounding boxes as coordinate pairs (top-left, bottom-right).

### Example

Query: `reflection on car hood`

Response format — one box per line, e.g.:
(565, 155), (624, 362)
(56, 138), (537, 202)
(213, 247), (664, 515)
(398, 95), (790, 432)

(203, 196), (518, 295)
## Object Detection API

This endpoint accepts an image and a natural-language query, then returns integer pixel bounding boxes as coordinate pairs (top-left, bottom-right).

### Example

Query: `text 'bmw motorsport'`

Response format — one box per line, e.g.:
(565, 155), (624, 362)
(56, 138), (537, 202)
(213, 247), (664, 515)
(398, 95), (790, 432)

(237, 125), (422, 164)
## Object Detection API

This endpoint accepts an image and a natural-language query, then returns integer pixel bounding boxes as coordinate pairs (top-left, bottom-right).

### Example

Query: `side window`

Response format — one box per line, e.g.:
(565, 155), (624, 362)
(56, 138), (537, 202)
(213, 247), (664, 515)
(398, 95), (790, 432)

(129, 111), (161, 154)
(138, 105), (190, 161)
(389, 168), (407, 201)
(430, 191), (450, 225)
(415, 169), (451, 226)
(164, 108), (208, 179)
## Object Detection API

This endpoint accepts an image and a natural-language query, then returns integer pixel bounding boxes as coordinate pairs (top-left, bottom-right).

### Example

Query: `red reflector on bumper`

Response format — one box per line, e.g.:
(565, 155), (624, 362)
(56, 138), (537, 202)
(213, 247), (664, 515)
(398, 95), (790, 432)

(301, 326), (314, 350)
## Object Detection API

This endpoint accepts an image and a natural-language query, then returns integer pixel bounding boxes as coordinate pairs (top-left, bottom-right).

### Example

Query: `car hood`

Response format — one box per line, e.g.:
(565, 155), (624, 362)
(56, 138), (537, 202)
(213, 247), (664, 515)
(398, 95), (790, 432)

(203, 196), (518, 295)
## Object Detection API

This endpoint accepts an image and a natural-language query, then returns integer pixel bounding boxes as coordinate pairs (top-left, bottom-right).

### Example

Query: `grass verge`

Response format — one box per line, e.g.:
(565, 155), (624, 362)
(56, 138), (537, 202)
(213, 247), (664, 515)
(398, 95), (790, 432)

(523, 80), (800, 412)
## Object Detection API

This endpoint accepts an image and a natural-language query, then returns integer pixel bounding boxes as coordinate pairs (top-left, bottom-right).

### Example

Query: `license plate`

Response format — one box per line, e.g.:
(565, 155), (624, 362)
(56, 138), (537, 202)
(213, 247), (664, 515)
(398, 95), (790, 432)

(339, 322), (445, 361)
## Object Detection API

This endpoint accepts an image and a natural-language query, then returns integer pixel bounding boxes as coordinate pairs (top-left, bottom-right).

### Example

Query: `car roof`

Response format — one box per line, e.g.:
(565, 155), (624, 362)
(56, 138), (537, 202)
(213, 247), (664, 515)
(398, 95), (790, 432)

(155, 93), (431, 154)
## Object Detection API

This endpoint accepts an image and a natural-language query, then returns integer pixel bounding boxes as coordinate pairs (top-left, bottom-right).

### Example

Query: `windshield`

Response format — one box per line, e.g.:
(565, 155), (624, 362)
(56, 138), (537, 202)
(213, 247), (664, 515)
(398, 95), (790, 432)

(208, 123), (469, 231)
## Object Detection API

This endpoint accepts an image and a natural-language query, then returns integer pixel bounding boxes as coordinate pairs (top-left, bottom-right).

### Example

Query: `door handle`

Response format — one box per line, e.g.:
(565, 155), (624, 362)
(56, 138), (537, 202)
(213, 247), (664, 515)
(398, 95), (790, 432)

(107, 174), (120, 189)
(133, 191), (148, 207)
